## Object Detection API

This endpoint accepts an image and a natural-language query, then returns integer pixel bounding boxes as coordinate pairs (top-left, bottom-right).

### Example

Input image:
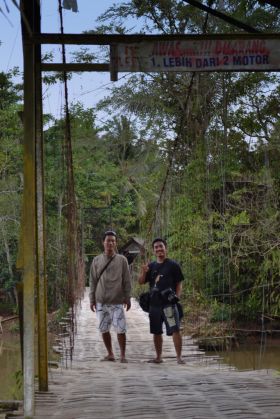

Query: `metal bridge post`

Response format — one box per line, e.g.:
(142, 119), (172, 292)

(21, 0), (48, 416)
(34, 0), (48, 393)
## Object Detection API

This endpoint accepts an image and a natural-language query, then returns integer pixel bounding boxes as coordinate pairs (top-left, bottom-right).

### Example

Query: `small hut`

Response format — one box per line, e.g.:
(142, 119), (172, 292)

(119, 237), (145, 266)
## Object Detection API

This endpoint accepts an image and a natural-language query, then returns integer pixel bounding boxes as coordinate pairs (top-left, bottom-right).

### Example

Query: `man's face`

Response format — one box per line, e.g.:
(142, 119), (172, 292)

(103, 235), (117, 254)
(153, 241), (167, 259)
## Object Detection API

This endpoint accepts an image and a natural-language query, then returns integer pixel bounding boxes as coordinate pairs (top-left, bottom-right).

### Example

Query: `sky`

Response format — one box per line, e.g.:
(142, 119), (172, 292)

(0, 0), (133, 123)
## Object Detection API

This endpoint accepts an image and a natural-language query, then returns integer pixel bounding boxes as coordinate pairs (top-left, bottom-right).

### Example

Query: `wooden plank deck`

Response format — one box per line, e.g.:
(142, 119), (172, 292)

(32, 289), (280, 419)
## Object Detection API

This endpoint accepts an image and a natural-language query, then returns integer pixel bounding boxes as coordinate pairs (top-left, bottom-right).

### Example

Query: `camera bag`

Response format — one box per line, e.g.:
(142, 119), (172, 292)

(139, 291), (151, 312)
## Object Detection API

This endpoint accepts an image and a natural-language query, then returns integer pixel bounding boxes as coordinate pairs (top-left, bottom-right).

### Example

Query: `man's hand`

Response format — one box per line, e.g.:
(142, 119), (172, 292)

(138, 262), (150, 284)
(90, 303), (96, 312)
(124, 299), (131, 311)
(142, 262), (149, 274)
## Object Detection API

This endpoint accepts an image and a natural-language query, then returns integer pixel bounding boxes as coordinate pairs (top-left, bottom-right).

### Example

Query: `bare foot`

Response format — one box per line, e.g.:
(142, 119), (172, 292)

(177, 358), (186, 365)
(120, 358), (128, 363)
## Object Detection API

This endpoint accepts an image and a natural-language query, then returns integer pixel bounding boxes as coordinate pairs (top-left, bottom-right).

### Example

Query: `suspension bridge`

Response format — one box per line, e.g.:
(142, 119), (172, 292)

(4, 289), (277, 418)
(3, 2), (280, 417)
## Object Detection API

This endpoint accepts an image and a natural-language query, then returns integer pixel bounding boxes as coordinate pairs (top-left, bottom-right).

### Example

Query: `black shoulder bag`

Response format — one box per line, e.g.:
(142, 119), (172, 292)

(138, 261), (162, 313)
(139, 290), (151, 312)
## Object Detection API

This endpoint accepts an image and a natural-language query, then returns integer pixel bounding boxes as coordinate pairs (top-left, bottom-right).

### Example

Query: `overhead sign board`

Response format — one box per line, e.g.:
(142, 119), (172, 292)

(114, 38), (280, 72)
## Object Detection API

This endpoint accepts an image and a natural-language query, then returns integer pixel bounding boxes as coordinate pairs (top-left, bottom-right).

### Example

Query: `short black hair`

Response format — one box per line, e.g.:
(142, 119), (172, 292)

(103, 230), (117, 240)
(152, 237), (167, 248)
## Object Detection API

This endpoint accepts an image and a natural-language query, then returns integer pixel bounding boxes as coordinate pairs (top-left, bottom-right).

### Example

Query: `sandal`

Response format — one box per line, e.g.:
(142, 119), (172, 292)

(100, 355), (115, 362)
(147, 359), (163, 364)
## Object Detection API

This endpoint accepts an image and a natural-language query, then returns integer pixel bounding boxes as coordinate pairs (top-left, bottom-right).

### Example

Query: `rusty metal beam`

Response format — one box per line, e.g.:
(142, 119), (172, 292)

(34, 0), (48, 393)
(21, 0), (48, 413)
(183, 0), (260, 33)
(32, 32), (280, 46)
(21, 0), (36, 415)
(110, 45), (118, 81)
(41, 63), (109, 72)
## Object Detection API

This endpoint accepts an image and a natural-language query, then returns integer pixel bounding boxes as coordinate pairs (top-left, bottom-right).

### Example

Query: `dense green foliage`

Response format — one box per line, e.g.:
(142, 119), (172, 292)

(95, 0), (280, 322)
(0, 1), (280, 326)
(0, 70), (23, 301)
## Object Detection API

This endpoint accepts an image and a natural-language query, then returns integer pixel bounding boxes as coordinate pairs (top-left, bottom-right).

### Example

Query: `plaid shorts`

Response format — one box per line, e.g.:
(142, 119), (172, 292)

(96, 303), (127, 334)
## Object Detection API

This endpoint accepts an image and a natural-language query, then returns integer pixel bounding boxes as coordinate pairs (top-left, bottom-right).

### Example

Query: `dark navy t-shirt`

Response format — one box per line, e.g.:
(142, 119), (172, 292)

(145, 258), (184, 306)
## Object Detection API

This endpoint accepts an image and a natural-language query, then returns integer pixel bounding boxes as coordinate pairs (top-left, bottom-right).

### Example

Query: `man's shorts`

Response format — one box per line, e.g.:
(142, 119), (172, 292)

(149, 304), (180, 336)
(96, 303), (126, 334)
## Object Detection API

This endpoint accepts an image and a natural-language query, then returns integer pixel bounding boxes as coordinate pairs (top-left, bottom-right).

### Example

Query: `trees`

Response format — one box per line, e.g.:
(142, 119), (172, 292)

(1, 1), (280, 323)
(94, 1), (280, 321)
(0, 70), (23, 303)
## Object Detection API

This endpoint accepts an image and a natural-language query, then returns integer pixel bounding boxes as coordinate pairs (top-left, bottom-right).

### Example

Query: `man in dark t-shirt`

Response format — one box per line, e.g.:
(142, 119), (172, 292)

(138, 238), (185, 364)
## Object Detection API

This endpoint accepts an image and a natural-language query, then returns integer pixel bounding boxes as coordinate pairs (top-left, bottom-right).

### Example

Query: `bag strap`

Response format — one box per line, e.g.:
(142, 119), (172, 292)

(97, 254), (116, 283)
(151, 259), (167, 284)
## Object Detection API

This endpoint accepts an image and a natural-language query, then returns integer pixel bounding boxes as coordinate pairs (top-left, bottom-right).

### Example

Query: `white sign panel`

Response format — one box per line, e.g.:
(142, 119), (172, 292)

(115, 38), (280, 72)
